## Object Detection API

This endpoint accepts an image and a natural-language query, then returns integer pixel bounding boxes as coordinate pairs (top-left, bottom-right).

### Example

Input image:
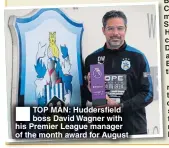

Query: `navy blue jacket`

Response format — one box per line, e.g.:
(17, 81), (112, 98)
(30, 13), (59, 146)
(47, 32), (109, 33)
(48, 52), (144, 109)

(82, 42), (153, 135)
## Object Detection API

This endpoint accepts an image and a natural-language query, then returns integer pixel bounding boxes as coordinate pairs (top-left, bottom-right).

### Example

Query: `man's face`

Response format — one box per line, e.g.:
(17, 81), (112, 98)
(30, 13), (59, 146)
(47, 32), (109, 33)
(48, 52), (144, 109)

(102, 17), (127, 49)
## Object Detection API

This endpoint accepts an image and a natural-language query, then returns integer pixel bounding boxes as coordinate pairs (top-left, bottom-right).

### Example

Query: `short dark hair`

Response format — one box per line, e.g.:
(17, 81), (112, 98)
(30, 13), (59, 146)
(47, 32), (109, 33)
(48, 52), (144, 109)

(102, 10), (127, 27)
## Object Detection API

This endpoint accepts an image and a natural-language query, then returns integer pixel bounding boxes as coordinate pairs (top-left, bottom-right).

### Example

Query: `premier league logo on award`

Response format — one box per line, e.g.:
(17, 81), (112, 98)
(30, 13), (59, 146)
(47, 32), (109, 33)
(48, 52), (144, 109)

(121, 58), (131, 71)
(93, 68), (102, 79)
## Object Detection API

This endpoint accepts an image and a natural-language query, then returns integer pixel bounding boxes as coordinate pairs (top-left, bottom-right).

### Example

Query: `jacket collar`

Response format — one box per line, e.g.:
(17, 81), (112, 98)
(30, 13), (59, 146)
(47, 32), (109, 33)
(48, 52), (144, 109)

(104, 41), (127, 53)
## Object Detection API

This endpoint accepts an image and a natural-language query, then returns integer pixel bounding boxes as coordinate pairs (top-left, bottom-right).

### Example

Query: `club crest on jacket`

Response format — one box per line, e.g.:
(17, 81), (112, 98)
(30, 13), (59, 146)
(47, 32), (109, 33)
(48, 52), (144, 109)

(121, 58), (131, 71)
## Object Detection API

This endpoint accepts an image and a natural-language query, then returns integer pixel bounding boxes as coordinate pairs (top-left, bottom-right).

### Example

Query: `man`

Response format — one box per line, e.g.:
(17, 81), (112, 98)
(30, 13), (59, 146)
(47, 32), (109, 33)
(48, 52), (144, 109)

(82, 10), (153, 135)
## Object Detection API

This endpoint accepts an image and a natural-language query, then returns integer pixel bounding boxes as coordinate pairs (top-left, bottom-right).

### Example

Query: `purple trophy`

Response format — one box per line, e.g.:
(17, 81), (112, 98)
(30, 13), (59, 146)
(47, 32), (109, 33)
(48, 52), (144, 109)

(90, 64), (106, 106)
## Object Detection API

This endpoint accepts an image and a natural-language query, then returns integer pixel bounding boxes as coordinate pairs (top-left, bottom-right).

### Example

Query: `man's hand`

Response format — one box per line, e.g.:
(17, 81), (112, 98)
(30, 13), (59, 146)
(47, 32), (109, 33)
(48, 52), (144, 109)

(106, 95), (120, 107)
(86, 72), (119, 107)
(96, 95), (120, 108)
(86, 72), (91, 92)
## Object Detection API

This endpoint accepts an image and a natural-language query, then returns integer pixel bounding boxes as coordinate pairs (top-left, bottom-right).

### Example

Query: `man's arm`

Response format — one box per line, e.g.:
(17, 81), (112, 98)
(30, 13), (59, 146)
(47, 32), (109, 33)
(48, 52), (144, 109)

(121, 55), (153, 111)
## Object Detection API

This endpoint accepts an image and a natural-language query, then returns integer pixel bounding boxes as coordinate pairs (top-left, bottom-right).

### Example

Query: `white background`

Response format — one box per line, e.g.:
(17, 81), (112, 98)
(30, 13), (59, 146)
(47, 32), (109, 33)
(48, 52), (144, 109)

(0, 0), (8, 147)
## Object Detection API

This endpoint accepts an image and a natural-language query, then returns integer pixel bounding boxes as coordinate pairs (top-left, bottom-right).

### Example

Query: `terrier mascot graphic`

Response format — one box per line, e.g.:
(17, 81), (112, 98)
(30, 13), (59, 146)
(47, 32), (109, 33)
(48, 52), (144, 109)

(34, 32), (72, 106)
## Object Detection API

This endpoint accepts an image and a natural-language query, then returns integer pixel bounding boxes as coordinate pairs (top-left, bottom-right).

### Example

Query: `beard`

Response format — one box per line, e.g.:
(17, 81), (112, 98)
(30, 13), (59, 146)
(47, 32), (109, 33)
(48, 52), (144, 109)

(107, 37), (123, 49)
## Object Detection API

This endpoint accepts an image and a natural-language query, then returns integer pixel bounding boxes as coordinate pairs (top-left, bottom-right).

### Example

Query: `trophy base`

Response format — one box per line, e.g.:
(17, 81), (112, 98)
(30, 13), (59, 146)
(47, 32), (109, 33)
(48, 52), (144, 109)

(92, 99), (107, 107)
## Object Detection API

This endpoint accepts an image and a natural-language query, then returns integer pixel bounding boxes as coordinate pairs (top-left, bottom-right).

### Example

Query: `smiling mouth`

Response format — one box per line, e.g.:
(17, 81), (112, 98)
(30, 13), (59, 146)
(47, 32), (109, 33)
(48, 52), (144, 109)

(110, 37), (120, 39)
(111, 39), (120, 42)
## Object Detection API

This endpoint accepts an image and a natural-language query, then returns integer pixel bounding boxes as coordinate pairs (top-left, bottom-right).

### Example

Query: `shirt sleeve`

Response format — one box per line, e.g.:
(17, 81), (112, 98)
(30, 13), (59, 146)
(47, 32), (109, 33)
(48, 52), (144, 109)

(121, 54), (153, 111)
